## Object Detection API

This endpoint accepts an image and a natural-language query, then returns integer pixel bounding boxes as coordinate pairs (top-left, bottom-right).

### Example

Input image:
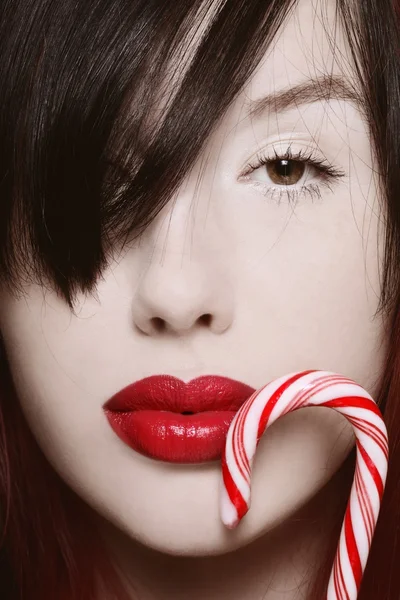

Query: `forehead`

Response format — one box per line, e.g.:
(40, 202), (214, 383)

(160, 0), (350, 114)
(140, 0), (356, 152)
(248, 0), (352, 100)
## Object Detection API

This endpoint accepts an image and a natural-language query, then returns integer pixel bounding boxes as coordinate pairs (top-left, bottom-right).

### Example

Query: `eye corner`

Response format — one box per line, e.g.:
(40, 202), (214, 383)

(238, 163), (254, 181)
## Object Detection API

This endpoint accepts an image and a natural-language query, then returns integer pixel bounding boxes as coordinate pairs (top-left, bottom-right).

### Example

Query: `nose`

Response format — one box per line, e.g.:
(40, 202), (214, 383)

(131, 199), (234, 336)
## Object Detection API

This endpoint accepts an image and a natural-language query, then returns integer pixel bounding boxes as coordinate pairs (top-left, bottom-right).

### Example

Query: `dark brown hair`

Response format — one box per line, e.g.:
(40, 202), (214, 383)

(0, 0), (399, 598)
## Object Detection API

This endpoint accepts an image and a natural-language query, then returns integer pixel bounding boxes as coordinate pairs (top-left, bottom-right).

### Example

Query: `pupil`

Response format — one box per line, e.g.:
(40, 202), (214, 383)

(276, 159), (291, 177)
(266, 158), (305, 185)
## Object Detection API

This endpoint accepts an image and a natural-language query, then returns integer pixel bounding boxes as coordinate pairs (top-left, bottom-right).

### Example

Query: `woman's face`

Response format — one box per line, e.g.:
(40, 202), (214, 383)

(0, 0), (386, 556)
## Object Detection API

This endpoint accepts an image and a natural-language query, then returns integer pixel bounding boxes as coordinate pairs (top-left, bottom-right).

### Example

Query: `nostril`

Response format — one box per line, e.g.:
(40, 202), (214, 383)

(150, 317), (166, 332)
(149, 314), (212, 333)
(199, 314), (212, 326)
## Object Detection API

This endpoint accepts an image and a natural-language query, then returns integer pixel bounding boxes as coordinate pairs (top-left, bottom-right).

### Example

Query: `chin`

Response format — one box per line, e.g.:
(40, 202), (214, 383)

(94, 488), (290, 559)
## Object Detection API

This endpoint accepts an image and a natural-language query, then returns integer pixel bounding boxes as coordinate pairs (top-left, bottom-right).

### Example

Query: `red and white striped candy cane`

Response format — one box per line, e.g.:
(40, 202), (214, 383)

(220, 370), (389, 600)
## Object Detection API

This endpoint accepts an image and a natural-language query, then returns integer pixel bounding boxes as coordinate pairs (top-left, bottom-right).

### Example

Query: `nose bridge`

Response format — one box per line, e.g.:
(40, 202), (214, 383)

(148, 147), (220, 257)
(145, 174), (214, 270)
(154, 188), (205, 264)
(131, 184), (234, 336)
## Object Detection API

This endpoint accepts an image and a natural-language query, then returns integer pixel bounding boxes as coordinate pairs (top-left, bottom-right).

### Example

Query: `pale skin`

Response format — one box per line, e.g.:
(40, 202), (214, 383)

(0, 0), (388, 598)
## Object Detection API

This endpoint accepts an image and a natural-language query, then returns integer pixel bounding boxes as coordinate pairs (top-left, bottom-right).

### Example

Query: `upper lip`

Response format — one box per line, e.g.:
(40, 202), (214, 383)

(103, 375), (256, 413)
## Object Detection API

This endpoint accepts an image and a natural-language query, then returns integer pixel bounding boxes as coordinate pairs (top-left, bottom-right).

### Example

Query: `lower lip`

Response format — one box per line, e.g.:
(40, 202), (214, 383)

(105, 410), (237, 463)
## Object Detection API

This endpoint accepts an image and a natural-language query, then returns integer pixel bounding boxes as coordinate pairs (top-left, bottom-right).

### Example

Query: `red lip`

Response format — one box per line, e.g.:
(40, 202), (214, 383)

(103, 375), (256, 463)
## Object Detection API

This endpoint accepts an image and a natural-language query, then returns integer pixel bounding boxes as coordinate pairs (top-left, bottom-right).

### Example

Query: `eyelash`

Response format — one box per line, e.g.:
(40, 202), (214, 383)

(241, 147), (346, 204)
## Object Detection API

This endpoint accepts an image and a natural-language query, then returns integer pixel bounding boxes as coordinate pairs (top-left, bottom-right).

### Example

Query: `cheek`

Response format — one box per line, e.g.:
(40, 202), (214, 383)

(228, 179), (385, 391)
(0, 290), (105, 477)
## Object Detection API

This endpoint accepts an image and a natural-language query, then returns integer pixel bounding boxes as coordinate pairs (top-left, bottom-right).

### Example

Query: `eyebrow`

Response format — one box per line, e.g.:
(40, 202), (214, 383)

(247, 75), (363, 118)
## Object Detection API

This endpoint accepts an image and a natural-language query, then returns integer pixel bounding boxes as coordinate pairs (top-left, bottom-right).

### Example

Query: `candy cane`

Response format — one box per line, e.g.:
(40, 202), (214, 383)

(220, 370), (389, 600)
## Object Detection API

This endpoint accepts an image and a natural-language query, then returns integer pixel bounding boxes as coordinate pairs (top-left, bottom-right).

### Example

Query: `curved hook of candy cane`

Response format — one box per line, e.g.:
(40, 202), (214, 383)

(219, 370), (389, 600)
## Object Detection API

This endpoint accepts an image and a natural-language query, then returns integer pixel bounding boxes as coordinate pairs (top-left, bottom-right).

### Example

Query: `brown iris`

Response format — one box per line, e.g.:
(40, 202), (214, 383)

(266, 159), (305, 185)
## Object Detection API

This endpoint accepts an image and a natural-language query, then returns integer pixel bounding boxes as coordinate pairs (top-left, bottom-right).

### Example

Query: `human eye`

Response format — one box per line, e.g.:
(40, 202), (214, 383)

(239, 145), (346, 204)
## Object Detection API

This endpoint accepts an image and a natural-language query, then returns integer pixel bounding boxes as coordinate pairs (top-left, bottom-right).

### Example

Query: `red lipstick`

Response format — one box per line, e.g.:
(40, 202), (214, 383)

(103, 375), (256, 463)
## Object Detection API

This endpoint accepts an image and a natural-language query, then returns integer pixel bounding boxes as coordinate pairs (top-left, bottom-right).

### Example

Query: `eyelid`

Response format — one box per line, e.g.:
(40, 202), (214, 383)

(237, 144), (346, 207)
(238, 141), (315, 177)
(239, 145), (345, 182)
